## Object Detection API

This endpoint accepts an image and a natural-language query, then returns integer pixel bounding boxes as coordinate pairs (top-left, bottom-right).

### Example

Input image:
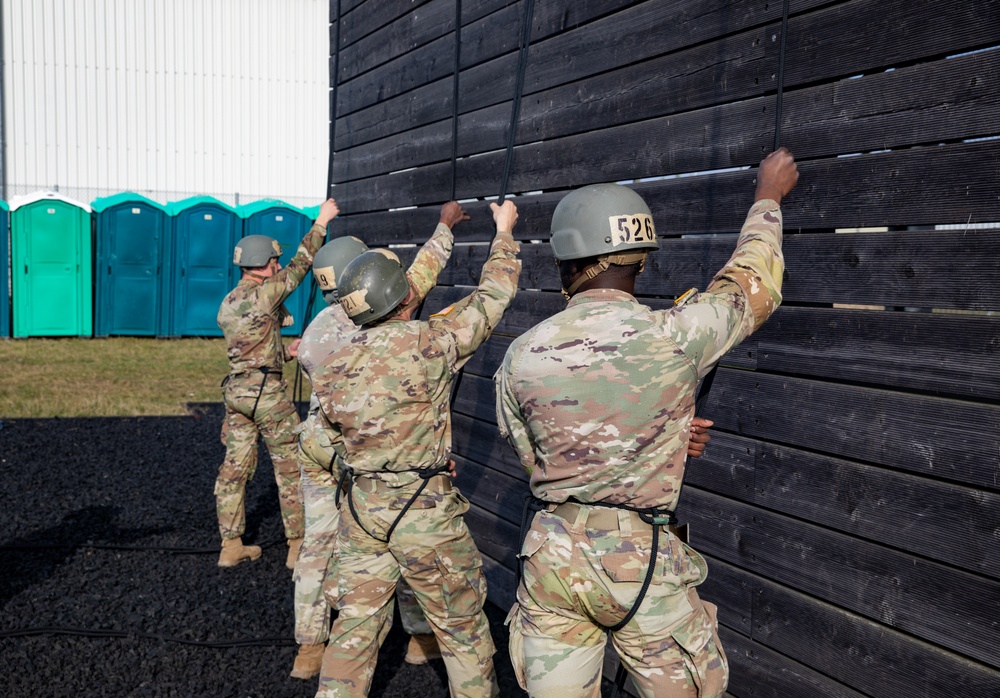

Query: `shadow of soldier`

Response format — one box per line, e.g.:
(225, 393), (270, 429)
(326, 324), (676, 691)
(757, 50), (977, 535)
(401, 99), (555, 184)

(0, 504), (174, 609)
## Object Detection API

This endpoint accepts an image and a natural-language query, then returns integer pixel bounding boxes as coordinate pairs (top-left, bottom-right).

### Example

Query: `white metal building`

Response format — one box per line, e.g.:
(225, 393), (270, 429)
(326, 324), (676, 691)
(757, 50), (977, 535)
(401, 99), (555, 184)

(1, 0), (329, 208)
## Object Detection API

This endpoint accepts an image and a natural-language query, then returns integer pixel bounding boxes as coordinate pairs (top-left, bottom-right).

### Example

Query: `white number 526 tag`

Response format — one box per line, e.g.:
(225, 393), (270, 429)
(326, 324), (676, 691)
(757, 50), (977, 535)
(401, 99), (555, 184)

(609, 214), (655, 247)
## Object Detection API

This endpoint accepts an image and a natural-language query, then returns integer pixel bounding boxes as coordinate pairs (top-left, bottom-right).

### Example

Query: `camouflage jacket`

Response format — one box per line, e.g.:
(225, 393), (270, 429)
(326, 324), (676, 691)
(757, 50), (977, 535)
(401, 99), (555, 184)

(297, 223), (455, 427)
(217, 223), (326, 374)
(495, 199), (784, 510)
(313, 230), (521, 483)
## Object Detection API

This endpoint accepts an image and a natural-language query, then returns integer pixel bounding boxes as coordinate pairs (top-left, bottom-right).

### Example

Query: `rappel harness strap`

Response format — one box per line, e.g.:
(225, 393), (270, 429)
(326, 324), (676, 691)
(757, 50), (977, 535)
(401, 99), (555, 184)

(336, 463), (452, 543)
(449, 0), (534, 405)
(517, 494), (676, 632)
(220, 366), (280, 422)
(249, 367), (279, 421)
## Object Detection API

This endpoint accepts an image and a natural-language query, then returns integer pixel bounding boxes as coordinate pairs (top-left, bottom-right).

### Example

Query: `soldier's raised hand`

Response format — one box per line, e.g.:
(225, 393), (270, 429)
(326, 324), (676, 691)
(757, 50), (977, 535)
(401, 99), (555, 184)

(317, 198), (340, 226)
(490, 200), (518, 233)
(755, 147), (798, 204)
(439, 201), (470, 230)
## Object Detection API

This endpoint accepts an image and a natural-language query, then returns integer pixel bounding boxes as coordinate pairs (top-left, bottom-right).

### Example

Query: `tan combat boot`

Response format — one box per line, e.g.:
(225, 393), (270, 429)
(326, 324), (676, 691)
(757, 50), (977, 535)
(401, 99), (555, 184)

(218, 537), (262, 567)
(286, 537), (303, 570)
(404, 633), (442, 665)
(290, 643), (325, 679)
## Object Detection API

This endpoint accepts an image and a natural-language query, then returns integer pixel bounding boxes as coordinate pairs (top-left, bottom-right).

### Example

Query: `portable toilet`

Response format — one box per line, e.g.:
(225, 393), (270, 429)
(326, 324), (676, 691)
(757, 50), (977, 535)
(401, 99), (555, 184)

(167, 196), (240, 337)
(10, 192), (93, 337)
(238, 199), (321, 335)
(0, 200), (9, 337)
(92, 193), (171, 336)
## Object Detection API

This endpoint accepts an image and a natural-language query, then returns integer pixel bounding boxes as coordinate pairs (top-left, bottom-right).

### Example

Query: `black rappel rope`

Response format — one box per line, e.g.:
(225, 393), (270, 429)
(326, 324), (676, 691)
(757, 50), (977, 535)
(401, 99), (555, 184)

(449, 0), (534, 407)
(694, 0), (790, 417)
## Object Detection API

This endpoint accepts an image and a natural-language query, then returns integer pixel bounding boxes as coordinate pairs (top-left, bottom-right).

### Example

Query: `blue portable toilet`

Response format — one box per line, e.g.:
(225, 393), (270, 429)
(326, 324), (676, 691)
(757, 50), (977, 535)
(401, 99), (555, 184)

(92, 193), (171, 336)
(167, 196), (240, 337)
(238, 199), (322, 335)
(10, 192), (93, 337)
(0, 200), (9, 337)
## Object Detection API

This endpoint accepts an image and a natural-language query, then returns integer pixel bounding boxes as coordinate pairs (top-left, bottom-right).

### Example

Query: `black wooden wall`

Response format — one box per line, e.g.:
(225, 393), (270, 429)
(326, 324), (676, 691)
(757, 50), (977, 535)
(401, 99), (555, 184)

(326, 1), (1000, 695)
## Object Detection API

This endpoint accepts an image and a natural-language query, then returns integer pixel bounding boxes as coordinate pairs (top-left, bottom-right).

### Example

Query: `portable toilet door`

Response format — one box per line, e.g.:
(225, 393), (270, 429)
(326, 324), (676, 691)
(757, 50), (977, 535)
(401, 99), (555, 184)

(92, 193), (171, 337)
(238, 200), (317, 336)
(167, 196), (240, 337)
(0, 201), (9, 337)
(10, 192), (93, 337)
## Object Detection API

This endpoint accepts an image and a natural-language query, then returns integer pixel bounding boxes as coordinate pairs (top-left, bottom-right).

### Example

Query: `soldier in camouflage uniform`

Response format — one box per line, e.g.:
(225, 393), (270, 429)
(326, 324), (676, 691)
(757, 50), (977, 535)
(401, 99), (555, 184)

(309, 200), (522, 698)
(494, 148), (799, 697)
(215, 198), (339, 568)
(290, 202), (470, 679)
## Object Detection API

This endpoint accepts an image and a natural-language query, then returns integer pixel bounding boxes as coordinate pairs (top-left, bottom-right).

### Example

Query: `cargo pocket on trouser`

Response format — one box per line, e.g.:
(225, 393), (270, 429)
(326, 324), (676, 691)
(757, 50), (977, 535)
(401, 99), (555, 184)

(668, 598), (729, 697)
(435, 537), (486, 619)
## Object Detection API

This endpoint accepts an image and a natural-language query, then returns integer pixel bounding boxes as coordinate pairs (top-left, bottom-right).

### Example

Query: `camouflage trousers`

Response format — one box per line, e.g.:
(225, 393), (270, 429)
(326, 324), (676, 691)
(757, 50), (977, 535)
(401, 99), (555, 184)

(294, 419), (431, 645)
(508, 504), (728, 697)
(215, 373), (304, 541)
(317, 474), (498, 698)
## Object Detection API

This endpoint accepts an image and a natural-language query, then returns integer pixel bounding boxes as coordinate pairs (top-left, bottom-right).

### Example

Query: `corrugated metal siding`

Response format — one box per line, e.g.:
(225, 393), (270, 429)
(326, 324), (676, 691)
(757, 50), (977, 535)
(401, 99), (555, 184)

(2, 0), (328, 207)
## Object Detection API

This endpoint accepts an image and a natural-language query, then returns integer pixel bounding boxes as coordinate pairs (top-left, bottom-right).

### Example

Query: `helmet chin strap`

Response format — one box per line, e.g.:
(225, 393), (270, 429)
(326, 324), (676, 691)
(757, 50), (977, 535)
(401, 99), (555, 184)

(562, 251), (649, 299)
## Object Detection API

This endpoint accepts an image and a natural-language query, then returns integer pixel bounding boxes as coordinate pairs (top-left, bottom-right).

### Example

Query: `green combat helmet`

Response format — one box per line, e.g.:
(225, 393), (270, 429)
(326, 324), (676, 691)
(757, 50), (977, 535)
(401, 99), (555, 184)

(313, 236), (369, 304)
(234, 235), (282, 268)
(550, 183), (659, 296)
(337, 249), (410, 326)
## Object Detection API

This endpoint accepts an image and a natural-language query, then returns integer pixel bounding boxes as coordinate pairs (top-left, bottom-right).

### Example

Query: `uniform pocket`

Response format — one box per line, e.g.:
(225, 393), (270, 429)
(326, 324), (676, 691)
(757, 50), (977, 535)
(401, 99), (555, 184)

(435, 538), (486, 618)
(600, 552), (656, 583)
(669, 603), (729, 696)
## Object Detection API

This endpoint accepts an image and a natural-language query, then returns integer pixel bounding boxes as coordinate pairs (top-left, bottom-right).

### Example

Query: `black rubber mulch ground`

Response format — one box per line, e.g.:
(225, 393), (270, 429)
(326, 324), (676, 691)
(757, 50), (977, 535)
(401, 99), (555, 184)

(0, 404), (541, 698)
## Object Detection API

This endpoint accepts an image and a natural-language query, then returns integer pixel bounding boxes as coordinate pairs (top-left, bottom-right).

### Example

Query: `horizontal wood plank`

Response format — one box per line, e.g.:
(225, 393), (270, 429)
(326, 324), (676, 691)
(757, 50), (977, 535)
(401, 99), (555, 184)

(720, 626), (868, 698)
(338, 0), (455, 82)
(331, 139), (1000, 232)
(752, 576), (1000, 697)
(481, 550), (516, 610)
(683, 489), (1000, 669)
(702, 371), (1000, 491)
(335, 47), (1000, 186)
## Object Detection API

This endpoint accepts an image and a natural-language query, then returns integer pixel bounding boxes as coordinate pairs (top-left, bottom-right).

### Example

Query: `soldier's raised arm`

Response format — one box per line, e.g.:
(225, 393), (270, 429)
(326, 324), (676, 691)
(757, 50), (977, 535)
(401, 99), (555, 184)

(256, 198), (340, 312)
(661, 149), (799, 377)
(404, 201), (467, 301)
(427, 200), (521, 370)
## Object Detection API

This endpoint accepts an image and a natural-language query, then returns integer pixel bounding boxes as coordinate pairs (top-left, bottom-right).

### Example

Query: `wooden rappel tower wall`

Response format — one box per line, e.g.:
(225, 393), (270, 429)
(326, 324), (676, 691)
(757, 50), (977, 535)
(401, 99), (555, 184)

(327, 1), (1000, 695)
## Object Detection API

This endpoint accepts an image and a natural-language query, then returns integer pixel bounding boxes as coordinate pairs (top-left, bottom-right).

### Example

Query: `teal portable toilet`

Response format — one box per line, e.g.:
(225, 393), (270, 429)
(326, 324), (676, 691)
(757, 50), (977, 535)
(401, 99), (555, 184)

(238, 199), (322, 335)
(92, 193), (171, 336)
(10, 192), (93, 337)
(0, 201), (9, 337)
(167, 196), (240, 337)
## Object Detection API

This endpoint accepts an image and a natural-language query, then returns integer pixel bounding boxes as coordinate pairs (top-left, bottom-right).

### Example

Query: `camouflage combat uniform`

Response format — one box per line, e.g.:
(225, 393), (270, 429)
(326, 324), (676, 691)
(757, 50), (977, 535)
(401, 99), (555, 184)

(215, 222), (326, 542)
(293, 224), (454, 648)
(495, 200), (786, 697)
(310, 229), (521, 698)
